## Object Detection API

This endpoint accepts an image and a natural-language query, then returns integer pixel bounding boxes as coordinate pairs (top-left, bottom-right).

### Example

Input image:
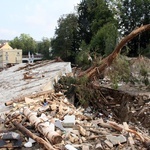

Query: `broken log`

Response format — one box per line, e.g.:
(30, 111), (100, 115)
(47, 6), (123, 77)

(23, 107), (62, 144)
(12, 120), (56, 150)
(97, 118), (150, 144)
(108, 121), (150, 143)
(78, 24), (150, 79)
(5, 90), (54, 106)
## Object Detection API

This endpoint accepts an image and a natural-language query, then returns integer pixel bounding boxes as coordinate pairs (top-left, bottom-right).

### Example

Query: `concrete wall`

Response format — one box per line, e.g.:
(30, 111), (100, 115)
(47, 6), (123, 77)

(3, 49), (22, 63)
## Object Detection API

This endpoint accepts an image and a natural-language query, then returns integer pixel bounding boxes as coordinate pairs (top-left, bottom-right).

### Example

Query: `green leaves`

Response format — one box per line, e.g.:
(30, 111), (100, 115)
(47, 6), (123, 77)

(9, 34), (37, 55)
(77, 0), (118, 57)
(37, 38), (51, 59)
(118, 0), (150, 56)
(90, 23), (118, 56)
(51, 14), (79, 63)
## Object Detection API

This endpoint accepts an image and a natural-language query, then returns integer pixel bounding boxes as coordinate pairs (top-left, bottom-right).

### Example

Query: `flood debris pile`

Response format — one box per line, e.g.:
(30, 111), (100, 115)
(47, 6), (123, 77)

(55, 74), (150, 129)
(0, 91), (150, 150)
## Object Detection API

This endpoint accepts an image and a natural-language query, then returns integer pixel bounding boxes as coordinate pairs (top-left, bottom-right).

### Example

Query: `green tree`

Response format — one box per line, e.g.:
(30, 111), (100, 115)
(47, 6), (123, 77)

(77, 0), (92, 44)
(75, 40), (90, 66)
(9, 34), (37, 55)
(37, 38), (51, 59)
(118, 0), (150, 56)
(77, 0), (118, 56)
(90, 22), (118, 56)
(51, 13), (79, 63)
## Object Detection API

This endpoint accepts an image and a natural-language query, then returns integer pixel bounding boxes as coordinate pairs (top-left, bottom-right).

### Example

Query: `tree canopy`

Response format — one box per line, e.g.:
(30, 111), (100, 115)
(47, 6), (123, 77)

(51, 0), (119, 65)
(37, 38), (51, 59)
(77, 0), (118, 56)
(51, 13), (79, 63)
(8, 0), (150, 64)
(9, 34), (37, 55)
(117, 0), (150, 56)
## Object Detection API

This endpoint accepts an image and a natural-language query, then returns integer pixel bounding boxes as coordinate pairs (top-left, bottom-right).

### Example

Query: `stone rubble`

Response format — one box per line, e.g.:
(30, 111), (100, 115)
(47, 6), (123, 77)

(0, 91), (149, 150)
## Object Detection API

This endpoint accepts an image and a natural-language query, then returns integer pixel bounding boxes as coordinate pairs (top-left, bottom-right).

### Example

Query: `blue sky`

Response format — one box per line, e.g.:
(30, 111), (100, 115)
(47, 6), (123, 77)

(0, 0), (81, 41)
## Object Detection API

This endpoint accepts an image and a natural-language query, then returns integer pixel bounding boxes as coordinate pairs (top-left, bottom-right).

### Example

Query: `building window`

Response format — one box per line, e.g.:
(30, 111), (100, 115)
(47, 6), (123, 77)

(16, 57), (18, 63)
(5, 52), (8, 61)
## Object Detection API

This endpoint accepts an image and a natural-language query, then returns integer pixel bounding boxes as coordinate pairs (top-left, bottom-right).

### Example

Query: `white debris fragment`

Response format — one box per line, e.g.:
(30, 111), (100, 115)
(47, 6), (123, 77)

(65, 144), (78, 150)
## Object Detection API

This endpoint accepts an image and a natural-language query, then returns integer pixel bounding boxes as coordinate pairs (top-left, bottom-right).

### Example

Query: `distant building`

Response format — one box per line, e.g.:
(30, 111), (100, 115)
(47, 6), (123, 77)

(0, 42), (22, 68)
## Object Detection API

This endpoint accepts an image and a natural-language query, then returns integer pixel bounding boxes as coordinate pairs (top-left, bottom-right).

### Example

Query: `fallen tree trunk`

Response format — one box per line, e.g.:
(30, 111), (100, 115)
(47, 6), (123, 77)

(23, 107), (62, 145)
(12, 120), (56, 150)
(78, 24), (150, 79)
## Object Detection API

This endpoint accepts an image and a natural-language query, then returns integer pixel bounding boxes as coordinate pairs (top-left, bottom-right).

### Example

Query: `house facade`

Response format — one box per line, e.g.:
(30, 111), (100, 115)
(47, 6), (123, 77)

(0, 43), (22, 68)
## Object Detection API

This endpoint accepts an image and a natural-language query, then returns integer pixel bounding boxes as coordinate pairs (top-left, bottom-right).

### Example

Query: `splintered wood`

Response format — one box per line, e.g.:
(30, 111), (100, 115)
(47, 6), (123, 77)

(1, 91), (150, 150)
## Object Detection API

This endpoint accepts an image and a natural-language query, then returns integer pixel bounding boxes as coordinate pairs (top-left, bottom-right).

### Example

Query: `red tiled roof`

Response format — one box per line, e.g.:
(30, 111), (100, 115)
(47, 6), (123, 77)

(0, 43), (5, 49)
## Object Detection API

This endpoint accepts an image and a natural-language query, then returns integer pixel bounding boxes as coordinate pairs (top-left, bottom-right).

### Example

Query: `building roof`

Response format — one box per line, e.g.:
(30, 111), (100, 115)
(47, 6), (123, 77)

(0, 42), (13, 50)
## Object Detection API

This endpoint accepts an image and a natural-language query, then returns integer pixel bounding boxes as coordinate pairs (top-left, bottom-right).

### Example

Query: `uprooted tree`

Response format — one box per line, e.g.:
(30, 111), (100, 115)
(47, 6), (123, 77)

(55, 24), (150, 115)
(78, 24), (150, 80)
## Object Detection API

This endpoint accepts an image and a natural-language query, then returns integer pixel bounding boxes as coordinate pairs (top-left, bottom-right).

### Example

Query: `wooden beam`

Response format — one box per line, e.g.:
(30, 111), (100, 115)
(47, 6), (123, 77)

(12, 120), (56, 150)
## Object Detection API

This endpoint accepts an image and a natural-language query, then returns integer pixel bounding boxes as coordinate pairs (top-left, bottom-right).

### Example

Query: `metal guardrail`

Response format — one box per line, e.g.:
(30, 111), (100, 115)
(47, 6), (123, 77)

(22, 55), (43, 61)
(22, 55), (43, 58)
